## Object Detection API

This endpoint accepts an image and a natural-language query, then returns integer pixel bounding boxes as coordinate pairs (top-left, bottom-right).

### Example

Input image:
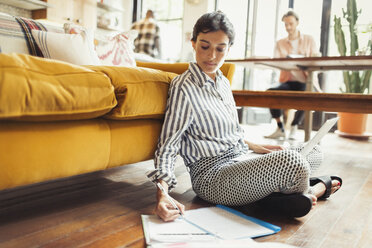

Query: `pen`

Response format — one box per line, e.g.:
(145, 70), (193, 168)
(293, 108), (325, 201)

(156, 182), (184, 218)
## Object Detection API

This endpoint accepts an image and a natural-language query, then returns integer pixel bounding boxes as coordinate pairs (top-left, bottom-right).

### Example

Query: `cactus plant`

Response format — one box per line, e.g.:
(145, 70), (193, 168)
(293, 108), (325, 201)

(334, 0), (371, 93)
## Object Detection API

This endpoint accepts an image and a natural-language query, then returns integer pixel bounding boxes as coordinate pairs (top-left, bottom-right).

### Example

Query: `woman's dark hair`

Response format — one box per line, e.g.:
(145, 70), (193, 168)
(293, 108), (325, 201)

(191, 11), (235, 46)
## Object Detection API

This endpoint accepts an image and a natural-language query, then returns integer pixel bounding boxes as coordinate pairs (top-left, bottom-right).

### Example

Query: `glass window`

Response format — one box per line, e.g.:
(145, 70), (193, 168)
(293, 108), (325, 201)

(250, 0), (287, 91)
(254, 0), (283, 57)
(216, 0), (298, 91)
(327, 0), (372, 93)
(216, 0), (249, 90)
(292, 0), (322, 52)
(216, 0), (249, 60)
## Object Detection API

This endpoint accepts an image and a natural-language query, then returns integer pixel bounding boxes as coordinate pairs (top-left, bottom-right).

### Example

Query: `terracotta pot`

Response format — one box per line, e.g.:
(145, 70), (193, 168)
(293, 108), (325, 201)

(337, 112), (367, 135)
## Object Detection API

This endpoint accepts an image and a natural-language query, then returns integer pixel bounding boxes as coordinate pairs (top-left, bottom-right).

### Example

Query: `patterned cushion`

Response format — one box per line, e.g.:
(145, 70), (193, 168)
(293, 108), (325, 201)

(0, 53), (116, 121)
(0, 12), (63, 55)
(64, 23), (137, 67)
(63, 22), (98, 60)
(32, 29), (101, 65)
(0, 12), (32, 54)
(95, 30), (138, 67)
(15, 16), (47, 56)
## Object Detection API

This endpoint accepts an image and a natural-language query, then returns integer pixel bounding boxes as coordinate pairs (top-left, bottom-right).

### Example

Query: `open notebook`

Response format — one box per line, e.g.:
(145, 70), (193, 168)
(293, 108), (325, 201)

(233, 117), (339, 161)
(141, 205), (280, 246)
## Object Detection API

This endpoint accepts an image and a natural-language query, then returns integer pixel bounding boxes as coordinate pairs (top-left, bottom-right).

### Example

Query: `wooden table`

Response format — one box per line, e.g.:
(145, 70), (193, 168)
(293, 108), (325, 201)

(227, 56), (372, 141)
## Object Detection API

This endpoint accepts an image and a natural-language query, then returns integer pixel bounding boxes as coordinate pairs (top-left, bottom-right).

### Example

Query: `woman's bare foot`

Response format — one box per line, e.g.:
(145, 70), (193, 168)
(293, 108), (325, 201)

(310, 179), (341, 202)
(306, 194), (317, 208)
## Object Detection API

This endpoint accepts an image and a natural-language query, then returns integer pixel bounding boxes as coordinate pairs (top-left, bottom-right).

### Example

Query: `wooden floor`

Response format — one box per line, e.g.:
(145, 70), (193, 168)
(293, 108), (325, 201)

(0, 124), (371, 248)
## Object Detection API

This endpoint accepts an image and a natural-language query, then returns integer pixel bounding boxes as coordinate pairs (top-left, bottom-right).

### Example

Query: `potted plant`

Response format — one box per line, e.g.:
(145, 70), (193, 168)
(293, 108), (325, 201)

(334, 0), (372, 137)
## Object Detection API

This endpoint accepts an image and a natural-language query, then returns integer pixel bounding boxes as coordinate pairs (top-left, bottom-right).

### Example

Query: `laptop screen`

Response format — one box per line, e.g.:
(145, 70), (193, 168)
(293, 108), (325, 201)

(300, 117), (339, 156)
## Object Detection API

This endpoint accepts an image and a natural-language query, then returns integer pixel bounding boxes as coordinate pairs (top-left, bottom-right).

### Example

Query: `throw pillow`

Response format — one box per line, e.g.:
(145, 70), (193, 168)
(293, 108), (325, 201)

(0, 12), (45, 55)
(95, 30), (138, 67)
(31, 29), (101, 65)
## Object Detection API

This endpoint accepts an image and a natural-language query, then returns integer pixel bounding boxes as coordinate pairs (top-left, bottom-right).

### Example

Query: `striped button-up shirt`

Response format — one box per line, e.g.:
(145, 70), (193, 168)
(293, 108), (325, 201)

(147, 63), (248, 190)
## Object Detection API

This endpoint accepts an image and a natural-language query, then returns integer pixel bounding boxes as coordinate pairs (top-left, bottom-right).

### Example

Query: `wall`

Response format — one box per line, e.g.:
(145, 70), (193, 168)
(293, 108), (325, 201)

(1, 1), (132, 32)
(98, 0), (132, 32)
(121, 0), (133, 31)
(0, 3), (31, 18)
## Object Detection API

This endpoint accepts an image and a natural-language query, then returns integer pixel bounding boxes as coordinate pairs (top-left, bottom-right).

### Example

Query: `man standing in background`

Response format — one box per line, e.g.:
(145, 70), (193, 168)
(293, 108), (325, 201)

(131, 10), (162, 59)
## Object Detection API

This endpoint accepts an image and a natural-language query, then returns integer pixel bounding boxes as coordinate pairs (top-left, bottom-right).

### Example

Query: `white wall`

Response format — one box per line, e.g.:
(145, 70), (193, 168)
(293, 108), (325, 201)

(180, 0), (215, 61)
(0, 3), (32, 18)
(121, 0), (133, 31)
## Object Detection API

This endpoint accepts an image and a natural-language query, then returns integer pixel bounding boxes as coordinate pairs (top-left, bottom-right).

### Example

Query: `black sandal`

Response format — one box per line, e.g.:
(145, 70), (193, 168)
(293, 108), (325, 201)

(258, 193), (313, 218)
(309, 175), (342, 199)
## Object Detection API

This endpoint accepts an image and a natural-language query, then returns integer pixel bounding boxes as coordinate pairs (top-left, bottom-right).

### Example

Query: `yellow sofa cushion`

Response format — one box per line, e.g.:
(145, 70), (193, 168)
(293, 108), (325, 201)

(0, 53), (117, 121)
(87, 65), (177, 120)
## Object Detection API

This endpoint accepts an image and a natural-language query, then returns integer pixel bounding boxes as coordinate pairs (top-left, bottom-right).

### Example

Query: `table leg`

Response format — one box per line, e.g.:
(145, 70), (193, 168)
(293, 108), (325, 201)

(304, 71), (313, 141)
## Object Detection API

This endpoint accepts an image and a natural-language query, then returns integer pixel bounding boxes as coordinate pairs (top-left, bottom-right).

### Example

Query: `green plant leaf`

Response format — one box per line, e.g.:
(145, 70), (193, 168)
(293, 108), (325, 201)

(361, 70), (371, 93)
(334, 16), (346, 56)
(346, 0), (359, 55)
(351, 71), (361, 93)
(342, 71), (351, 93)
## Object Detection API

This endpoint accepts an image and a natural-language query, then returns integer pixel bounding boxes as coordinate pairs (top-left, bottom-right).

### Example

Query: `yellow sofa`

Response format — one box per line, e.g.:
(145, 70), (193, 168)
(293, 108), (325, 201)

(0, 53), (235, 191)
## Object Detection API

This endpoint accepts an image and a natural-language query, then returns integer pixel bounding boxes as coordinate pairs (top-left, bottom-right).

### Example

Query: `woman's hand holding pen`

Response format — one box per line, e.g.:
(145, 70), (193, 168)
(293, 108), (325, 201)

(155, 180), (185, 222)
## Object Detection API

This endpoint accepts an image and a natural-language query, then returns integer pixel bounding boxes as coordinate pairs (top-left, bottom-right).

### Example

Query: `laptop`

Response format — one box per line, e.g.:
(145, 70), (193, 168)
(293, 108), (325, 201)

(233, 117), (339, 161)
(299, 117), (338, 156)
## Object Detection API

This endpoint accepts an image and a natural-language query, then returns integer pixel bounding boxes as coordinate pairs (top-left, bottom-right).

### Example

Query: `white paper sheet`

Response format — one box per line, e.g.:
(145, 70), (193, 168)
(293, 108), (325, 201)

(185, 207), (275, 240)
(142, 206), (279, 246)
(141, 214), (217, 244)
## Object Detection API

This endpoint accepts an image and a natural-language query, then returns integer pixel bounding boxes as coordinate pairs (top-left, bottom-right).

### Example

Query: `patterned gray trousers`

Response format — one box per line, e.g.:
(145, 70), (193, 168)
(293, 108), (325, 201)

(188, 145), (323, 206)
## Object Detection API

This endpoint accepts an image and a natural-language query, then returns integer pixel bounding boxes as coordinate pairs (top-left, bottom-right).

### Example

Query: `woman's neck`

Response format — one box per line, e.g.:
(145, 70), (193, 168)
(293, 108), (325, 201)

(210, 75), (216, 83)
(206, 72), (216, 82)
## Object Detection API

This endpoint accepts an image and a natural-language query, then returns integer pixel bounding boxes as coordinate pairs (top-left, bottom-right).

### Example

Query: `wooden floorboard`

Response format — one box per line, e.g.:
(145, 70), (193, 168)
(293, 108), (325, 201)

(280, 156), (370, 247)
(320, 172), (372, 248)
(0, 124), (371, 248)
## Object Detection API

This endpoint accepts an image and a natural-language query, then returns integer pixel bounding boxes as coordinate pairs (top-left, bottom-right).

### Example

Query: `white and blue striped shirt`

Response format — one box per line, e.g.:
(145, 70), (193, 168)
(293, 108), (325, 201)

(147, 63), (248, 190)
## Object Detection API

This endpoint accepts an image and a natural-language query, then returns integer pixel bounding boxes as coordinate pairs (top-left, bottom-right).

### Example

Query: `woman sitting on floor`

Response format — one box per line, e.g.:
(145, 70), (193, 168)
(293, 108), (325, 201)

(147, 11), (342, 221)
